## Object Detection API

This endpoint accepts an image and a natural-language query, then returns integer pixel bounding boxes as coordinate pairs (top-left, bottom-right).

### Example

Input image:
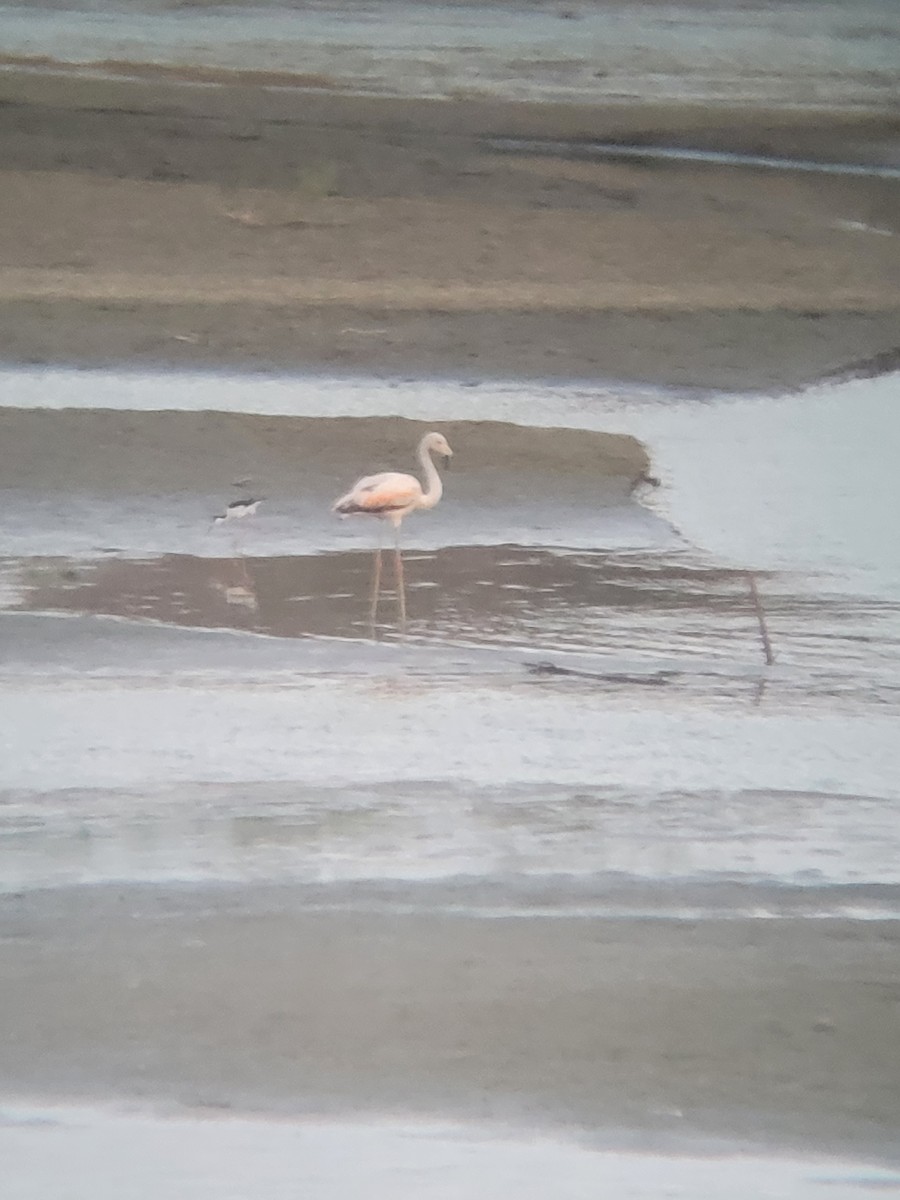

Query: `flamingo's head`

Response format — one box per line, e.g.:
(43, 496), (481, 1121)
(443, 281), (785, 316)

(423, 431), (453, 469)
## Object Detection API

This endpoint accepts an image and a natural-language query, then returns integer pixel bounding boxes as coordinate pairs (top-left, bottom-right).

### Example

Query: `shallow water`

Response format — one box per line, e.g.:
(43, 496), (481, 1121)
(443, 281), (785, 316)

(4, 774), (900, 910)
(489, 136), (900, 179)
(1, 0), (898, 108)
(5, 549), (900, 699)
(2, 1101), (899, 1200)
(1, 365), (899, 902)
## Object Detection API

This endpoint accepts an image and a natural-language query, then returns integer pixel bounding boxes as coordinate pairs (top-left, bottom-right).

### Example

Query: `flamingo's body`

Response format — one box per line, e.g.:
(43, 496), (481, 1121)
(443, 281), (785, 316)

(333, 431), (453, 631)
(333, 432), (452, 526)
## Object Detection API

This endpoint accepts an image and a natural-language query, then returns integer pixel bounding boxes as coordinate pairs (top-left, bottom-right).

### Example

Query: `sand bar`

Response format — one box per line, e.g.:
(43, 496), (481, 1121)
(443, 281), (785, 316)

(1, 67), (898, 388)
(1, 883), (899, 1164)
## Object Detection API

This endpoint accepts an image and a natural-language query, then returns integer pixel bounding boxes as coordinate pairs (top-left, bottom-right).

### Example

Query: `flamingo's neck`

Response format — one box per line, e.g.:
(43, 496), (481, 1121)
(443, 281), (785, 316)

(416, 438), (444, 510)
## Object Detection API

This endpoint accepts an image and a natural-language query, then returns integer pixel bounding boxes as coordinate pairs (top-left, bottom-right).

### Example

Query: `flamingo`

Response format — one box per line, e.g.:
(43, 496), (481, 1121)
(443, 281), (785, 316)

(333, 430), (453, 632)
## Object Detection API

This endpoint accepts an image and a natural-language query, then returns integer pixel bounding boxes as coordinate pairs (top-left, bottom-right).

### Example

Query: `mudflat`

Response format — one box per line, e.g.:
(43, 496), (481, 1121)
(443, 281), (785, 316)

(0, 68), (898, 389)
(2, 884), (899, 1163)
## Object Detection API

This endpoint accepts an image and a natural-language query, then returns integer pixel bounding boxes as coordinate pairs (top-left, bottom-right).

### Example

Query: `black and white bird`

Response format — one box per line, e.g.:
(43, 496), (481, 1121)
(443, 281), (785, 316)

(212, 498), (262, 526)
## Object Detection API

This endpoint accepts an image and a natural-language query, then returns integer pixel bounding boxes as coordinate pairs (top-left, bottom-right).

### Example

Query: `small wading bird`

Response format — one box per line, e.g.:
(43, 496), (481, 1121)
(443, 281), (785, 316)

(212, 498), (262, 526)
(333, 431), (453, 632)
(209, 497), (263, 555)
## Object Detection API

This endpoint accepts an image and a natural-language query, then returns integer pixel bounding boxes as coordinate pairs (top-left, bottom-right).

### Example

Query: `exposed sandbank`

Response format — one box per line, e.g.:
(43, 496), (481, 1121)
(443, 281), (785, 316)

(0, 68), (897, 389)
(1, 883), (898, 1163)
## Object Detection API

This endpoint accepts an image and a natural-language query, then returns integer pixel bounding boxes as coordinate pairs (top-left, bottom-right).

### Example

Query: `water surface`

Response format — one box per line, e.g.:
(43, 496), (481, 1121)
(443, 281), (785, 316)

(2, 1101), (899, 1200)
(1, 366), (899, 903)
(2, 0), (898, 107)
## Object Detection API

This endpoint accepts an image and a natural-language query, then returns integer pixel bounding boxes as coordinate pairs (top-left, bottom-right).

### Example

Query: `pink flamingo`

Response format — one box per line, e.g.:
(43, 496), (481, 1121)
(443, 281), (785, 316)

(333, 431), (453, 631)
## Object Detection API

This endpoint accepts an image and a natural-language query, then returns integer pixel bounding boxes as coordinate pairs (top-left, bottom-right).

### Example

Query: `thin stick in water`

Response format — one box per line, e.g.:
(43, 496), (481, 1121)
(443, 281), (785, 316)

(747, 572), (775, 666)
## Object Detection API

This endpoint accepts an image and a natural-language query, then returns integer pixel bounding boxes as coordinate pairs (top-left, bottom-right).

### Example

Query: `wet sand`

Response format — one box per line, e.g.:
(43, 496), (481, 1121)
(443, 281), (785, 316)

(2, 884), (899, 1163)
(1, 68), (898, 389)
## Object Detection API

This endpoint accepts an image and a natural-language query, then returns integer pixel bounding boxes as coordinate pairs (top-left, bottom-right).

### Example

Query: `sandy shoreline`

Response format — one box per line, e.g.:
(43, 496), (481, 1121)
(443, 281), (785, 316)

(2, 882), (898, 1164)
(1, 67), (898, 389)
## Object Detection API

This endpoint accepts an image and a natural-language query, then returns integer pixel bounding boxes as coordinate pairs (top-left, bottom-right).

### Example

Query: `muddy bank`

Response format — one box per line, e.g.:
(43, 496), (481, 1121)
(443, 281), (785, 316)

(1, 883), (898, 1163)
(0, 408), (659, 559)
(0, 68), (898, 389)
(0, 410), (648, 493)
(5, 301), (900, 392)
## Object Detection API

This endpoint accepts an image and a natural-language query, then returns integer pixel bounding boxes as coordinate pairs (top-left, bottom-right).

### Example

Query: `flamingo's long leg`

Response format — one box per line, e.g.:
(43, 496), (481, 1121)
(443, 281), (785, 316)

(393, 525), (406, 634)
(369, 546), (383, 637)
